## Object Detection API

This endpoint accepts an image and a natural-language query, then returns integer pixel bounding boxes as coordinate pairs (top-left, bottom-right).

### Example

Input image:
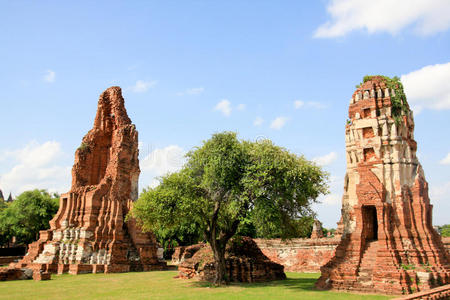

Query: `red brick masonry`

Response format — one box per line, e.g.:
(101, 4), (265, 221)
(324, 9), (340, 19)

(315, 77), (450, 295)
(176, 238), (286, 283)
(12, 87), (165, 275)
(254, 238), (339, 272)
(392, 284), (450, 300)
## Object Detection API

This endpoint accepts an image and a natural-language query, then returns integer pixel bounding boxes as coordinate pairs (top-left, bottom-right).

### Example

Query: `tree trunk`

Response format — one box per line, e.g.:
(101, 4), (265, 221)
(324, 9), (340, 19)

(211, 240), (227, 285)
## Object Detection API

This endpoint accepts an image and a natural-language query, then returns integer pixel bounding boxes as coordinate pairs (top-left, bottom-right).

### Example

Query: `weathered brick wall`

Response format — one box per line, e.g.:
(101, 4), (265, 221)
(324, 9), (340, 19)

(0, 256), (22, 265)
(177, 237), (286, 283)
(443, 237), (450, 253)
(254, 237), (340, 272)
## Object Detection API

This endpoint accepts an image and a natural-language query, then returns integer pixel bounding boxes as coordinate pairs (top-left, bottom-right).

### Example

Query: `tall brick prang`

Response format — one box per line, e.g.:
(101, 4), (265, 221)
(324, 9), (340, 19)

(316, 76), (449, 295)
(15, 87), (166, 274)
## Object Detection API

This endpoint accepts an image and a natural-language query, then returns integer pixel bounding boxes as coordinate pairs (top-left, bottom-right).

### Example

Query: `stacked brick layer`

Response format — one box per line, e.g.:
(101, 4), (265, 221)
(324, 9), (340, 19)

(14, 87), (165, 274)
(254, 238), (339, 272)
(316, 77), (450, 295)
(177, 237), (286, 283)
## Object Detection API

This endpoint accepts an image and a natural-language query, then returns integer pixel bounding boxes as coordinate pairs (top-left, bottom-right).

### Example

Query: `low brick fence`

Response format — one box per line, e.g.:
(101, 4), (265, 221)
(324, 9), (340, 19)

(442, 237), (450, 253)
(392, 284), (450, 300)
(0, 256), (23, 265)
(173, 236), (449, 275)
(254, 237), (340, 272)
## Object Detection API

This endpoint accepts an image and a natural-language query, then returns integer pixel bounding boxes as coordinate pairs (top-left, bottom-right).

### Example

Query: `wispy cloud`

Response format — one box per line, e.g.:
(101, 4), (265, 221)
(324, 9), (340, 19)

(140, 145), (186, 188)
(237, 104), (246, 111)
(440, 153), (450, 165)
(253, 117), (264, 127)
(317, 175), (343, 206)
(177, 87), (205, 96)
(315, 0), (450, 38)
(129, 80), (157, 93)
(214, 99), (232, 116)
(294, 100), (328, 109)
(401, 62), (450, 111)
(430, 181), (450, 203)
(270, 116), (289, 130)
(0, 141), (71, 195)
(294, 100), (304, 109)
(43, 70), (55, 83)
(313, 152), (338, 166)
(322, 194), (340, 205)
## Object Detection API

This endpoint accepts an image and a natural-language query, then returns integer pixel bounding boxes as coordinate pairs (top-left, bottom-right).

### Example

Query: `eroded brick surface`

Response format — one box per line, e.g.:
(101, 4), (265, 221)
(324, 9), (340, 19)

(316, 77), (450, 295)
(13, 87), (166, 275)
(177, 237), (286, 283)
(255, 238), (339, 272)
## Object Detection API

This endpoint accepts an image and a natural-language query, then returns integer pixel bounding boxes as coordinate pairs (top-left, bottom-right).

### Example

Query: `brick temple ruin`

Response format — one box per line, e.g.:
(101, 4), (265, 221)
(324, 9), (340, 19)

(316, 76), (450, 294)
(14, 87), (165, 275)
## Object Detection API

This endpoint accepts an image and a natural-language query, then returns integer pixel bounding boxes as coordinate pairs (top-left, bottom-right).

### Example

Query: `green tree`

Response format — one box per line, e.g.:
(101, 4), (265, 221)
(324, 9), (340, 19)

(151, 216), (203, 258)
(132, 132), (328, 284)
(437, 224), (450, 237)
(0, 198), (7, 212)
(0, 189), (59, 246)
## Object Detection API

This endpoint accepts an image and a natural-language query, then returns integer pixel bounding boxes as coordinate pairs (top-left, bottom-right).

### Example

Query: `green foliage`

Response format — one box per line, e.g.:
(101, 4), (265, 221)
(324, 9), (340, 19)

(78, 142), (90, 152)
(400, 263), (415, 271)
(0, 189), (59, 245)
(152, 215), (203, 258)
(253, 214), (315, 239)
(436, 224), (450, 237)
(322, 227), (336, 237)
(0, 198), (7, 212)
(132, 132), (329, 283)
(358, 75), (409, 124)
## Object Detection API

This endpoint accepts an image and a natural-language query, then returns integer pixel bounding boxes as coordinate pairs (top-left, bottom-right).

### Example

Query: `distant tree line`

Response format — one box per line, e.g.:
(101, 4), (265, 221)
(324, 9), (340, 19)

(436, 225), (450, 237)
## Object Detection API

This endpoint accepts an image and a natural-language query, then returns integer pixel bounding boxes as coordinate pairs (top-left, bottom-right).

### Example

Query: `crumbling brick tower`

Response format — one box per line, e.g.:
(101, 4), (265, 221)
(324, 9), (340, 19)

(316, 76), (449, 294)
(16, 87), (166, 274)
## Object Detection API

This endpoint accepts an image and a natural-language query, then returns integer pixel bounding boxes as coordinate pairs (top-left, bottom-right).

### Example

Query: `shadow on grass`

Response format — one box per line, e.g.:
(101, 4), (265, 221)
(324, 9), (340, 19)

(190, 276), (322, 292)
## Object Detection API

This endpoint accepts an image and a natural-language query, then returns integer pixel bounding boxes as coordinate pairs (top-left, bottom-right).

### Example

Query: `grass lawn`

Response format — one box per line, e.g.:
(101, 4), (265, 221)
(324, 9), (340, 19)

(0, 271), (393, 300)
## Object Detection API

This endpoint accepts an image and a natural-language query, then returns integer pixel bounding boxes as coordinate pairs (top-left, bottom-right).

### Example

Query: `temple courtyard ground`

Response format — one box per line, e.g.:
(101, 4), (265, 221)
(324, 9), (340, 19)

(0, 271), (391, 300)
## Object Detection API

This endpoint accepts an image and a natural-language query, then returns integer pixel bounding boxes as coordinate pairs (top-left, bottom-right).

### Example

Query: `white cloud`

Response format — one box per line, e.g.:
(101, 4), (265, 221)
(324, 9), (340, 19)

(0, 141), (71, 196)
(214, 99), (232, 116)
(177, 87), (204, 96)
(322, 194), (341, 205)
(316, 175), (344, 206)
(307, 101), (328, 109)
(430, 181), (450, 203)
(237, 104), (246, 111)
(440, 153), (450, 165)
(401, 62), (450, 111)
(253, 117), (264, 127)
(44, 70), (55, 83)
(270, 116), (289, 130)
(129, 80), (157, 93)
(294, 100), (327, 109)
(294, 100), (304, 109)
(313, 152), (338, 166)
(140, 145), (186, 188)
(315, 0), (450, 38)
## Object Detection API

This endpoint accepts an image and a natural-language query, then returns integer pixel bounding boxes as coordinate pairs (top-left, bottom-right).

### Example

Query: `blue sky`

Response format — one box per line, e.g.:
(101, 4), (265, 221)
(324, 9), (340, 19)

(1, 0), (449, 228)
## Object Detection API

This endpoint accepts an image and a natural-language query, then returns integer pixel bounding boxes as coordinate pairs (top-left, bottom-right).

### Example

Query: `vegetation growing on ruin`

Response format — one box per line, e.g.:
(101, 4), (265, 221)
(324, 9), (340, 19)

(78, 142), (90, 152)
(356, 75), (409, 124)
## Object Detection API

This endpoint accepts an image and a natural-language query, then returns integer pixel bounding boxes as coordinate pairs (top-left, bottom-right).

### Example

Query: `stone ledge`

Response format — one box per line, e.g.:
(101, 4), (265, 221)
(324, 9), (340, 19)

(392, 284), (450, 300)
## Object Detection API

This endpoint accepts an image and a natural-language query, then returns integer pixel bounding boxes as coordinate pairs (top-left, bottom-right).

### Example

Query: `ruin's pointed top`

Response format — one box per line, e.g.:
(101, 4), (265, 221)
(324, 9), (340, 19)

(94, 86), (131, 129)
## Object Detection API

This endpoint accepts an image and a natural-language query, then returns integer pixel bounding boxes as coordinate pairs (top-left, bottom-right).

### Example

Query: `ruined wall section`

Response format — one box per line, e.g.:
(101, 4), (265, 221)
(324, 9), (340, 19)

(254, 238), (339, 272)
